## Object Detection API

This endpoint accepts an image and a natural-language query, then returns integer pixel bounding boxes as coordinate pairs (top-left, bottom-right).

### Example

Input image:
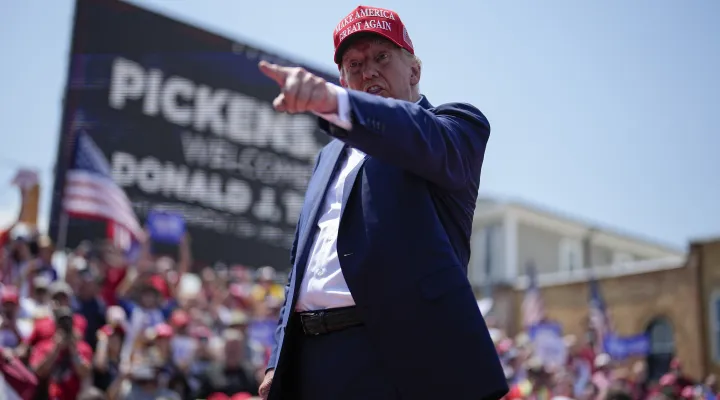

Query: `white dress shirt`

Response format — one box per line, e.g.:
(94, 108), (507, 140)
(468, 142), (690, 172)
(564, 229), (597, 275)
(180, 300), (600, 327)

(295, 86), (422, 311)
(294, 146), (365, 311)
(295, 85), (356, 312)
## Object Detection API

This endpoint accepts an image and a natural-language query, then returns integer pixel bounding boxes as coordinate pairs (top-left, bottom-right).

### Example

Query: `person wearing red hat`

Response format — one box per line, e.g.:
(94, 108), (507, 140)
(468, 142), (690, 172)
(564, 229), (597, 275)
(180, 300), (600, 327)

(169, 309), (197, 373)
(668, 357), (695, 390)
(116, 269), (177, 366)
(28, 306), (93, 400)
(93, 321), (126, 391)
(258, 5), (505, 400)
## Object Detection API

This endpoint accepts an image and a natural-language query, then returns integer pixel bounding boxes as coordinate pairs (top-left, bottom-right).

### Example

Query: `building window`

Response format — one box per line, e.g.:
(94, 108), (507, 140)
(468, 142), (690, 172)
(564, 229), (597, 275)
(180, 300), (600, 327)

(612, 252), (634, 265)
(646, 317), (675, 381)
(559, 238), (583, 271)
(469, 223), (504, 286)
(711, 291), (720, 362)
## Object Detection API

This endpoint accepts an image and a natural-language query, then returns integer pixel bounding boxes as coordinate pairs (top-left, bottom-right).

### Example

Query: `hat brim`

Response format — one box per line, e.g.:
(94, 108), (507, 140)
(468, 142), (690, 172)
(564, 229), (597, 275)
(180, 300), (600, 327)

(334, 31), (406, 65)
(50, 287), (72, 297)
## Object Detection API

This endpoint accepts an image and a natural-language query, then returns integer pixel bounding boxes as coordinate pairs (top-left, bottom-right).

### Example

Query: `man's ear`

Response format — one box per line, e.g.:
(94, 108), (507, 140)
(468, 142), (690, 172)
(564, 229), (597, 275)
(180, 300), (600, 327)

(339, 69), (349, 88)
(410, 61), (421, 87)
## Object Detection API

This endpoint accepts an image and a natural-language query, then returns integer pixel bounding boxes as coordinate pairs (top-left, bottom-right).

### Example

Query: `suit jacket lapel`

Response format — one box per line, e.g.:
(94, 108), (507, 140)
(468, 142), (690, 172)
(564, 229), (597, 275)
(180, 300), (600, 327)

(293, 140), (345, 281)
(298, 97), (431, 263)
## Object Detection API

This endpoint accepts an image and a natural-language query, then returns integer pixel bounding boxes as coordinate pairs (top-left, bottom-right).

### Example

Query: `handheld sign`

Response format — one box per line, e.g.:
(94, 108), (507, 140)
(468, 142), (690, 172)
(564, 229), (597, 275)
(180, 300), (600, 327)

(530, 322), (567, 369)
(147, 211), (185, 244)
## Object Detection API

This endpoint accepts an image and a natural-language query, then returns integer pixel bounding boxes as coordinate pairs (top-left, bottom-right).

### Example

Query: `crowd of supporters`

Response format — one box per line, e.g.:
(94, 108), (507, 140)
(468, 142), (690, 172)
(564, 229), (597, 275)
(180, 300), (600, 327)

(0, 220), (282, 400)
(0, 219), (718, 399)
(489, 323), (718, 400)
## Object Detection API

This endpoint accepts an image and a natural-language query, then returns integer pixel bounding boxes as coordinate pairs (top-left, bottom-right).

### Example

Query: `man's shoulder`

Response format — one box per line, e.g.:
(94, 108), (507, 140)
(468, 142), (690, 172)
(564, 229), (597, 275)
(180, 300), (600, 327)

(430, 101), (490, 129)
(32, 338), (55, 351)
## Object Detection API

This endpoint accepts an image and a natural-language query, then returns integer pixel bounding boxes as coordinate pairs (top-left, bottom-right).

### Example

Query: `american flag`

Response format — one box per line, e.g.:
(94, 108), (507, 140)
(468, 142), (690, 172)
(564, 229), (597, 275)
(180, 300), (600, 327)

(63, 132), (143, 250)
(522, 261), (545, 328)
(107, 221), (134, 253)
(588, 276), (612, 354)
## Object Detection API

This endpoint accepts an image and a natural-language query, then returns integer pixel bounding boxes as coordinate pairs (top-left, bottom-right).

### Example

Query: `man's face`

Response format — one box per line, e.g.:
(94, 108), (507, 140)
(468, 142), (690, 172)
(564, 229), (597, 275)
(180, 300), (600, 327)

(39, 246), (53, 261)
(706, 374), (717, 389)
(1, 302), (17, 318)
(52, 293), (71, 308)
(156, 336), (170, 351)
(135, 378), (158, 392)
(339, 36), (420, 102)
(78, 279), (97, 299)
(225, 339), (245, 364)
(35, 287), (48, 302)
(140, 290), (158, 309)
(102, 247), (124, 267)
(108, 333), (123, 354)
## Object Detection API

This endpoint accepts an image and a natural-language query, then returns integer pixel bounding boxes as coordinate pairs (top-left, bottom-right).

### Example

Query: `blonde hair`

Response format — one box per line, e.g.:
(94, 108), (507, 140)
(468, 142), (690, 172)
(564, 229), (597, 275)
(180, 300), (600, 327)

(402, 48), (422, 69)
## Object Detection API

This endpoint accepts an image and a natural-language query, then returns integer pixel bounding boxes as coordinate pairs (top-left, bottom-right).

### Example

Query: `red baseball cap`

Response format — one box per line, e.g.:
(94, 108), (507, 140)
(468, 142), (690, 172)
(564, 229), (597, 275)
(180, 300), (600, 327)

(191, 325), (212, 339)
(1, 287), (19, 304)
(154, 323), (174, 339)
(99, 323), (125, 337)
(147, 274), (170, 298)
(170, 309), (190, 328)
(333, 5), (414, 64)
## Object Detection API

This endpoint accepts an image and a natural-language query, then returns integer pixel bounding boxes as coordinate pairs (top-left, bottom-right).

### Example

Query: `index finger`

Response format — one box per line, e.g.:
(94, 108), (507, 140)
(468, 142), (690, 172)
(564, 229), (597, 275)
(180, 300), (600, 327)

(259, 61), (288, 86)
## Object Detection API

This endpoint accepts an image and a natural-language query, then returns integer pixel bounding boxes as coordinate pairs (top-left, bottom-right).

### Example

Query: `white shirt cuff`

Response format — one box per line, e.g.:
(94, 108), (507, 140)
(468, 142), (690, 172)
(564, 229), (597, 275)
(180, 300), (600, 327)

(313, 83), (352, 131)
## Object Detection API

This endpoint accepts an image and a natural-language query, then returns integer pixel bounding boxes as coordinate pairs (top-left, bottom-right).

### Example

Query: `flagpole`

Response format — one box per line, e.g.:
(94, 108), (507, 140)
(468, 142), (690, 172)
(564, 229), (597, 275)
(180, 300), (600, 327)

(55, 128), (80, 254)
(56, 211), (70, 252)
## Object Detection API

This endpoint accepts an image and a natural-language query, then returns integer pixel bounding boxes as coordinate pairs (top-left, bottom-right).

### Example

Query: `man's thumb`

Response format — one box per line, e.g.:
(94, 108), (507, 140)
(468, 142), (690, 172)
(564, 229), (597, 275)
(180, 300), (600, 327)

(259, 61), (287, 85)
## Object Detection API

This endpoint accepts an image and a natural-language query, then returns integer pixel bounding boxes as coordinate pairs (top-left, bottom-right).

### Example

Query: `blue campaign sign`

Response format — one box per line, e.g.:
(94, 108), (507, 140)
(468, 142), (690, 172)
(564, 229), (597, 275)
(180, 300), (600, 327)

(147, 211), (185, 244)
(529, 322), (567, 368)
(604, 333), (650, 360)
(528, 322), (563, 340)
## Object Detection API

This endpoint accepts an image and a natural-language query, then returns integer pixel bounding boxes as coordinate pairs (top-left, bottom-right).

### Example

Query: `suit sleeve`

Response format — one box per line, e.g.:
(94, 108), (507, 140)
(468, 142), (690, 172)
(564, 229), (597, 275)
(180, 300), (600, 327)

(319, 90), (490, 190)
(267, 149), (323, 371)
(265, 262), (291, 371)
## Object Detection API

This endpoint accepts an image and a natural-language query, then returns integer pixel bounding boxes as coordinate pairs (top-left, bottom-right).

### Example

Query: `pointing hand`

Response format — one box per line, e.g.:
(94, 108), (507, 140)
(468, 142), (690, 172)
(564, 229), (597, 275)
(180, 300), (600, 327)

(259, 61), (338, 115)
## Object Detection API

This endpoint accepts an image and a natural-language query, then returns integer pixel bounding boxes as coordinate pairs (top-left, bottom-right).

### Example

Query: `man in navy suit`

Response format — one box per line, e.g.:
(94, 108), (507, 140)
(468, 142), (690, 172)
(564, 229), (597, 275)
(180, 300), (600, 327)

(257, 5), (507, 400)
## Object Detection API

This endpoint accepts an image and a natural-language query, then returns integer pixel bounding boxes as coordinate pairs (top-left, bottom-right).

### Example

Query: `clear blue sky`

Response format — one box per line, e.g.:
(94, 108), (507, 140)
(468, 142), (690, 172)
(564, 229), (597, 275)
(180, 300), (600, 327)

(0, 0), (718, 249)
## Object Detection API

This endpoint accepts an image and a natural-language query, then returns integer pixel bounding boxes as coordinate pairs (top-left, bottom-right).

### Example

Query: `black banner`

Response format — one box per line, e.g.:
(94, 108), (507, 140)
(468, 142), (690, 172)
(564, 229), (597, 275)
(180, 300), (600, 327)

(49, 0), (336, 269)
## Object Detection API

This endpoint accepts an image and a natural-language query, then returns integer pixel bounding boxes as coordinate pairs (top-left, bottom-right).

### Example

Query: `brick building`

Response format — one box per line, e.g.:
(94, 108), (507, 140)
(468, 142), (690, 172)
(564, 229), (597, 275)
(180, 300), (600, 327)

(490, 238), (720, 382)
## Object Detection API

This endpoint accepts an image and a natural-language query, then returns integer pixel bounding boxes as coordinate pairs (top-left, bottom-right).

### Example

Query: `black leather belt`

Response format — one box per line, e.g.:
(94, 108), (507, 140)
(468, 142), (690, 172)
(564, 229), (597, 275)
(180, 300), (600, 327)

(298, 306), (363, 336)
